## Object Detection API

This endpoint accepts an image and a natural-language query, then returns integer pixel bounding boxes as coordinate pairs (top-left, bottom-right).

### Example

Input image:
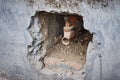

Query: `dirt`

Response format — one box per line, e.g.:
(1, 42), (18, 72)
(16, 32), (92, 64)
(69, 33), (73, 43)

(46, 42), (86, 63)
(44, 30), (93, 70)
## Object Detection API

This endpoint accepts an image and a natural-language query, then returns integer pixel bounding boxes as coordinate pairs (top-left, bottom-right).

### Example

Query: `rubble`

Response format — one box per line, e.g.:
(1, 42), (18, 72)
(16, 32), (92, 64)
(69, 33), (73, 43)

(44, 29), (93, 71)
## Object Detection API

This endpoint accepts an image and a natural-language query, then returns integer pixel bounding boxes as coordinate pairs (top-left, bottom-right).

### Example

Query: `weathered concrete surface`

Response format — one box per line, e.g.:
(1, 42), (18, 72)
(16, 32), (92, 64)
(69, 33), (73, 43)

(0, 0), (39, 80)
(0, 0), (120, 80)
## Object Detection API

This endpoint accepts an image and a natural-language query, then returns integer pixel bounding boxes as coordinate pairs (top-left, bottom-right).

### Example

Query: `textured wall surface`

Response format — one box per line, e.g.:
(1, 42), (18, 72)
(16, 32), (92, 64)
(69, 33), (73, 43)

(0, 0), (120, 80)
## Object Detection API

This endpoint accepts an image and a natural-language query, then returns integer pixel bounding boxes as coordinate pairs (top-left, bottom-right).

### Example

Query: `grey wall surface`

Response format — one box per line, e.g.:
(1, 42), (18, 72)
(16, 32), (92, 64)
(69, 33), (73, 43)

(0, 0), (120, 80)
(0, 0), (39, 80)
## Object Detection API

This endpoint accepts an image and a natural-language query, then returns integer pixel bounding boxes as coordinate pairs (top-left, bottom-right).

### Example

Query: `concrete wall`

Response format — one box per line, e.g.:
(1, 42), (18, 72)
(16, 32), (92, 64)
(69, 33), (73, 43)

(0, 0), (120, 80)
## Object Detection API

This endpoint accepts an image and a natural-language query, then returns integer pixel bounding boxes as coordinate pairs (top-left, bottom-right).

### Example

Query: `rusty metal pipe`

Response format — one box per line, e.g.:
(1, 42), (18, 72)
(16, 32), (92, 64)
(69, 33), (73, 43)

(61, 26), (75, 45)
(61, 37), (70, 45)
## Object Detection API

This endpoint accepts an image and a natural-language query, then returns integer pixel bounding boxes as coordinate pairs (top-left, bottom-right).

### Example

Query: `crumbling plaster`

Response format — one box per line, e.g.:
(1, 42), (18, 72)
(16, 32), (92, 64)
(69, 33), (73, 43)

(0, 0), (120, 80)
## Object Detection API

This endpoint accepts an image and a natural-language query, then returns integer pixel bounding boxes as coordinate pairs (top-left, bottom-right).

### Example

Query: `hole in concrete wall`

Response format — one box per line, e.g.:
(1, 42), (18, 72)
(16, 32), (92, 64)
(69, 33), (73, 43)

(42, 12), (93, 71)
(27, 11), (93, 72)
